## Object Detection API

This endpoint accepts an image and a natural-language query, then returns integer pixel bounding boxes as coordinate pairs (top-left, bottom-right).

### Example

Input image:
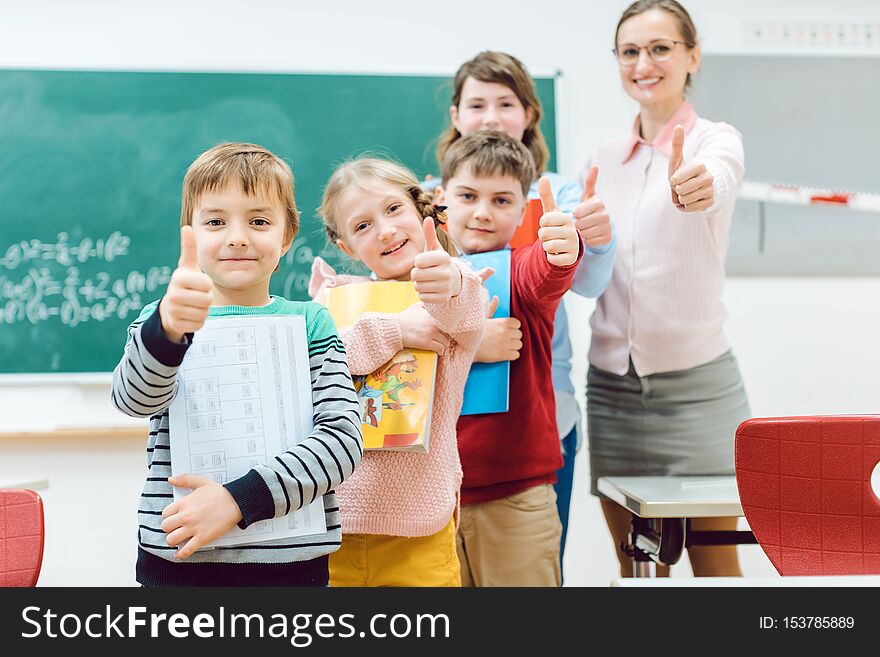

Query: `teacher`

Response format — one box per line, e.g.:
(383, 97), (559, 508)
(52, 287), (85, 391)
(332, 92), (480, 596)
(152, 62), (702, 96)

(583, 0), (750, 577)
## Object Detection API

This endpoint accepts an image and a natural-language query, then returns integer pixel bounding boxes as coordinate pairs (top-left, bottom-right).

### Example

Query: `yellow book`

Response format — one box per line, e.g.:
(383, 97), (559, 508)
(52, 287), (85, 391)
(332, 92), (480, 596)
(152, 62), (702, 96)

(324, 281), (436, 453)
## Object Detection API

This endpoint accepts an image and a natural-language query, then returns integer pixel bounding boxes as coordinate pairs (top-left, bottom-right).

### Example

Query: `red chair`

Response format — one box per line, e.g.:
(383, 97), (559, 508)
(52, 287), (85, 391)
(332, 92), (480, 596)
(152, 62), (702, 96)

(0, 489), (45, 587)
(735, 415), (880, 575)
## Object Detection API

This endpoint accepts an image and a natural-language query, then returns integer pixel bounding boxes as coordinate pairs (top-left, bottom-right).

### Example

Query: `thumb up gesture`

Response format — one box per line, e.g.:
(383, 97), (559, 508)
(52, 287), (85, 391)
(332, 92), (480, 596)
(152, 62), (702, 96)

(572, 166), (613, 249)
(159, 225), (215, 343)
(411, 217), (462, 304)
(537, 177), (580, 267)
(668, 124), (714, 212)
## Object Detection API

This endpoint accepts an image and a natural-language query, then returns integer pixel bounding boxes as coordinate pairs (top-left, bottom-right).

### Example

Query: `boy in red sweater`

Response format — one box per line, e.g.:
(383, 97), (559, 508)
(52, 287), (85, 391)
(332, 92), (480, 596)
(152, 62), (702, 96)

(437, 131), (583, 586)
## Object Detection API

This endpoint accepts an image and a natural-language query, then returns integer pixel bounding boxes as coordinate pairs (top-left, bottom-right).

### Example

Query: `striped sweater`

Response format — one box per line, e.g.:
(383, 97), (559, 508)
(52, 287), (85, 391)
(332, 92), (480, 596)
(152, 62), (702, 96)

(111, 296), (362, 586)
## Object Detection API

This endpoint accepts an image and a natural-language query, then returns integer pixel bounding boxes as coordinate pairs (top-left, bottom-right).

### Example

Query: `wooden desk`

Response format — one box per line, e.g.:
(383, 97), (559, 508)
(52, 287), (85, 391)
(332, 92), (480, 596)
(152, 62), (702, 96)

(598, 476), (743, 518)
(598, 476), (758, 577)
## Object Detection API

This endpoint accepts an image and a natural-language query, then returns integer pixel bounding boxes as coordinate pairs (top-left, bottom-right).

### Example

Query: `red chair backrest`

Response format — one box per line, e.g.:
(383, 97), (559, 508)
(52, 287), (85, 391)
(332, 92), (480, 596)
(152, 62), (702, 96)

(735, 416), (880, 575)
(0, 489), (45, 587)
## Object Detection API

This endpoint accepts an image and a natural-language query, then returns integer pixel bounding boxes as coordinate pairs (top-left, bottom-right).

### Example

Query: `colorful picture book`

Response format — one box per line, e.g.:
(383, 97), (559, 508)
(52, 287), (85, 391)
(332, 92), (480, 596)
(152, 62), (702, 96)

(324, 281), (436, 452)
(460, 249), (511, 415)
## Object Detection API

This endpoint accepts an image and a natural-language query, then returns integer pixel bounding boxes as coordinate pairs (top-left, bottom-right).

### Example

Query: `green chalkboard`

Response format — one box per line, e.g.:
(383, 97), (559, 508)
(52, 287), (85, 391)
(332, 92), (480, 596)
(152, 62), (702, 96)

(0, 69), (557, 374)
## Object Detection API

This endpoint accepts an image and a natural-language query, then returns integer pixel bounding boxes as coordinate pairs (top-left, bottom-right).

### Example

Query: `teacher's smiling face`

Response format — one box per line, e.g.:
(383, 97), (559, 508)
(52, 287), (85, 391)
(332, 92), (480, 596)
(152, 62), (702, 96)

(616, 8), (700, 111)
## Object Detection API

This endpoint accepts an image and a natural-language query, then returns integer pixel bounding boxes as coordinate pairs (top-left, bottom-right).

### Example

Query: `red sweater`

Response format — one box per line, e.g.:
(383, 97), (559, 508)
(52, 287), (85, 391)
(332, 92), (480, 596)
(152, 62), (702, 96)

(457, 238), (583, 506)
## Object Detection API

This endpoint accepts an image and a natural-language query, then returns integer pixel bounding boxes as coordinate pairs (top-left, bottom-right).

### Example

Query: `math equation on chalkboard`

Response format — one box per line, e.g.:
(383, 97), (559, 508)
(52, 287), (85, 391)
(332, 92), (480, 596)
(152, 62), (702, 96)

(0, 231), (171, 327)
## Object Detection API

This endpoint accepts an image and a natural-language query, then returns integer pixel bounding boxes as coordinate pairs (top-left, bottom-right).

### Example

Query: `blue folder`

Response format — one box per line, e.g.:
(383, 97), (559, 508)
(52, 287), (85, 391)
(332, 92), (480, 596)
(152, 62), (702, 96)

(460, 249), (511, 415)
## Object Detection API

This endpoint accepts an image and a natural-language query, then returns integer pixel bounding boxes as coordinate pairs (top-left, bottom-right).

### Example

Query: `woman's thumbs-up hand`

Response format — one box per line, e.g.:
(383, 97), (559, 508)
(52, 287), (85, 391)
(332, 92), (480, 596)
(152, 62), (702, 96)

(159, 225), (215, 343)
(668, 124), (715, 212)
(411, 217), (461, 304)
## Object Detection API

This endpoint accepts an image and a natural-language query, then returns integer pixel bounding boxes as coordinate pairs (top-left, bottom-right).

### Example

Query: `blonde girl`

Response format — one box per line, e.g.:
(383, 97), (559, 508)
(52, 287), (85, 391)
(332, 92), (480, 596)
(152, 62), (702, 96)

(309, 157), (487, 586)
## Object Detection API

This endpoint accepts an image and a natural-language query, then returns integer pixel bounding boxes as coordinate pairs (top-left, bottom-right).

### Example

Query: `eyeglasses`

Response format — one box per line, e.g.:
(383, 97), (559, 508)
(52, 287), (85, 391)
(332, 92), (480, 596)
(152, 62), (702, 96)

(613, 39), (687, 66)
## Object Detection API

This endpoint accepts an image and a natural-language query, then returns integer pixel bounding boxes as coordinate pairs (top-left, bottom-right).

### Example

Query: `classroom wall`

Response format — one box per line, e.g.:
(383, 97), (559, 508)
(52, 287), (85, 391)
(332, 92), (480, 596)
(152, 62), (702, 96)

(2, 0), (879, 586)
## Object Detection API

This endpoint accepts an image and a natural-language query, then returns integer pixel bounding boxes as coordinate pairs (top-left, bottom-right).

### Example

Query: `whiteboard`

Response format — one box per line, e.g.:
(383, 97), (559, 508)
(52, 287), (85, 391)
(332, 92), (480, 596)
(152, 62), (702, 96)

(689, 55), (880, 275)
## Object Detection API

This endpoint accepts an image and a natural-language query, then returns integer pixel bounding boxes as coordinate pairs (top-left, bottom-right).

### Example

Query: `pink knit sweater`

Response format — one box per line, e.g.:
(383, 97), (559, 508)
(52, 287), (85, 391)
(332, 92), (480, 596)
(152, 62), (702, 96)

(309, 257), (487, 537)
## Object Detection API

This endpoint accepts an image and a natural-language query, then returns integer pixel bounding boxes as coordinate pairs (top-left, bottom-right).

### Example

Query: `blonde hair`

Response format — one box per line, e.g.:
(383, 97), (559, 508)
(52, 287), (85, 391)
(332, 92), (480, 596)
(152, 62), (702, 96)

(441, 130), (536, 196)
(181, 142), (299, 243)
(616, 0), (699, 89)
(318, 157), (458, 257)
(436, 51), (549, 175)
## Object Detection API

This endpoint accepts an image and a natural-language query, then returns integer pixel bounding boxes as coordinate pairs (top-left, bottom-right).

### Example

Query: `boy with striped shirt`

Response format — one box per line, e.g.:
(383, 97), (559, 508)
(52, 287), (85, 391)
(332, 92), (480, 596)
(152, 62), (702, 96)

(112, 142), (362, 587)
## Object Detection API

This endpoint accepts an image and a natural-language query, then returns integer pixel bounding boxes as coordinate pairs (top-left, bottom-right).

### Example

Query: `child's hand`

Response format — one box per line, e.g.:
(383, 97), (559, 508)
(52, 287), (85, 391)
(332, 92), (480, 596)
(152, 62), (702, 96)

(668, 124), (714, 212)
(572, 166), (613, 248)
(162, 474), (243, 559)
(475, 296), (523, 363)
(411, 217), (462, 304)
(537, 177), (580, 267)
(398, 302), (452, 354)
(159, 226), (214, 343)
(475, 266), (495, 284)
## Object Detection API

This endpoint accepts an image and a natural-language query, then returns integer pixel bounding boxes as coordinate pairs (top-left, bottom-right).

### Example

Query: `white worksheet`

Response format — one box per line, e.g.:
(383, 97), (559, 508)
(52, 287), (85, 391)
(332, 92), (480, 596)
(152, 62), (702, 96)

(168, 315), (326, 548)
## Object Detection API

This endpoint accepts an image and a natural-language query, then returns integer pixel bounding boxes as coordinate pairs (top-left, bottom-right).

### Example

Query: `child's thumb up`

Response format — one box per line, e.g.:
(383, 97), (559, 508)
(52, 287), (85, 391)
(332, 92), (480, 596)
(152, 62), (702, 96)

(422, 216), (440, 252)
(538, 176), (559, 213)
(178, 225), (200, 271)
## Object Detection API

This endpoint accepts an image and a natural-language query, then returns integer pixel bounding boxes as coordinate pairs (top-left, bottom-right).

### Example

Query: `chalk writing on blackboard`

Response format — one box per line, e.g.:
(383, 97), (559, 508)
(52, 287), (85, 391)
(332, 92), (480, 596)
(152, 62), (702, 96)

(0, 231), (131, 269)
(0, 232), (171, 327)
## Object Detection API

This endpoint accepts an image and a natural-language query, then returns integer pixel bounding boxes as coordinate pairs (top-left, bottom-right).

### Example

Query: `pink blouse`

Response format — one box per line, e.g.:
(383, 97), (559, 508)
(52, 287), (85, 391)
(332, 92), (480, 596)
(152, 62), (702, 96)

(589, 100), (745, 376)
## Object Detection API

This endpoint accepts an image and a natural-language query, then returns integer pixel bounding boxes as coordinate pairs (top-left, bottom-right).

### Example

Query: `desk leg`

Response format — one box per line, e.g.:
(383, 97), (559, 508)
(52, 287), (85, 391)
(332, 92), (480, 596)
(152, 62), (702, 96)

(629, 516), (658, 578)
(633, 559), (656, 578)
(626, 516), (686, 577)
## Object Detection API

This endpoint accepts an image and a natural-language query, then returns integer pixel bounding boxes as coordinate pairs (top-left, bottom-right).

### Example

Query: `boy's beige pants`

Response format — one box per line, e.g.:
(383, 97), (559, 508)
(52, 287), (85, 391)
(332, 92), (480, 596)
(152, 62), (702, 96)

(456, 484), (562, 587)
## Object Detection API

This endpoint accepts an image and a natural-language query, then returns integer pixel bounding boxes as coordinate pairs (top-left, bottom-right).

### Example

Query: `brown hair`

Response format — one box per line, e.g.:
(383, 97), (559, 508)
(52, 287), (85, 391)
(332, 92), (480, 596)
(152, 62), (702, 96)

(318, 157), (458, 257)
(436, 51), (549, 175)
(181, 142), (299, 243)
(441, 130), (536, 197)
(616, 0), (699, 88)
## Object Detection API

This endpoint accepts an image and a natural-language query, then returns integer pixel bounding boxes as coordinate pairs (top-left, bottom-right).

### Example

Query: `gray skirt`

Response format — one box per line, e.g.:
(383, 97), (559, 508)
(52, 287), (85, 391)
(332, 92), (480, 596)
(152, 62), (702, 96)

(587, 351), (751, 496)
